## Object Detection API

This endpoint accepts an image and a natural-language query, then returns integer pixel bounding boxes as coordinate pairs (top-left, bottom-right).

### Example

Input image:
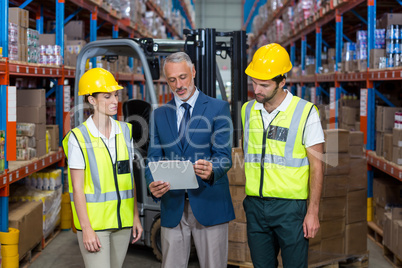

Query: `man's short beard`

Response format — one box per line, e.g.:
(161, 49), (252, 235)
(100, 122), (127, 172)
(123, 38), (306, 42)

(256, 84), (279, 103)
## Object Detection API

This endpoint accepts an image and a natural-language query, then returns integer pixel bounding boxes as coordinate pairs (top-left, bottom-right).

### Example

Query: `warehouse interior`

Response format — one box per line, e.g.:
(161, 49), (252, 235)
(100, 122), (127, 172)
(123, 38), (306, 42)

(0, 0), (402, 267)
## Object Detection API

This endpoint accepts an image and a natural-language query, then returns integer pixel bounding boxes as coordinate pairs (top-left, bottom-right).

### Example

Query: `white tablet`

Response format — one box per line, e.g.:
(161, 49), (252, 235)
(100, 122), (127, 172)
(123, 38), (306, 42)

(148, 160), (199, 190)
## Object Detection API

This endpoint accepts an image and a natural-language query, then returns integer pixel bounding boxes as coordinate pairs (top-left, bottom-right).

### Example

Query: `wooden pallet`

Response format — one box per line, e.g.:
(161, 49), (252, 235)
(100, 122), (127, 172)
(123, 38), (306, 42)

(367, 221), (383, 249)
(228, 261), (253, 268)
(41, 226), (61, 249)
(19, 241), (42, 268)
(383, 245), (402, 268)
(228, 252), (368, 268)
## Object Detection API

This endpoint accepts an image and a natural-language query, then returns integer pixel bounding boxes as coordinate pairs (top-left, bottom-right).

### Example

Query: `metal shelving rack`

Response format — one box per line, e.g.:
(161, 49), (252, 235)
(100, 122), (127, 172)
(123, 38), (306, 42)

(248, 0), (402, 215)
(0, 0), (193, 233)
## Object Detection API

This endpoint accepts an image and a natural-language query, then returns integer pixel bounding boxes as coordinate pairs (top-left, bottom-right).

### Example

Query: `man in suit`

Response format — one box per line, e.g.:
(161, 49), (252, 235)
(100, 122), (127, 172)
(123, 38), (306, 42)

(145, 52), (235, 268)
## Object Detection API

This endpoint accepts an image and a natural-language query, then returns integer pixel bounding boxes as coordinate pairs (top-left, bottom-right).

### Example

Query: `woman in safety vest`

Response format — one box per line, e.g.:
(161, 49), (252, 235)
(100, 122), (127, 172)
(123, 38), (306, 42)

(62, 68), (143, 268)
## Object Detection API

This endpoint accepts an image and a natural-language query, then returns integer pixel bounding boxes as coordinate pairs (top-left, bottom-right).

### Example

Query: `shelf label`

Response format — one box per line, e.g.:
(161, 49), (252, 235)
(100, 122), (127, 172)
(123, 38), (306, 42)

(384, 163), (386, 169)
(385, 72), (387, 78)
(377, 160), (380, 166)
(391, 167), (394, 174)
(329, 87), (335, 109)
(378, 72), (380, 78)
(400, 172), (402, 179)
(43, 69), (45, 75)
(50, 69), (52, 75)
(34, 163), (37, 170)
(360, 89), (367, 117)
(42, 159), (45, 166)
(25, 166), (28, 174)
(57, 70), (59, 75)
(68, 70), (71, 76)
(393, 71), (395, 78)
(16, 66), (19, 73)
(9, 174), (12, 182)
(3, 177), (6, 185)
(35, 68), (37, 74)
(8, 86), (16, 122)
(56, 154), (59, 160)
(50, 156), (52, 162)
(64, 86), (71, 112)
(16, 171), (19, 179)
(26, 67), (29, 74)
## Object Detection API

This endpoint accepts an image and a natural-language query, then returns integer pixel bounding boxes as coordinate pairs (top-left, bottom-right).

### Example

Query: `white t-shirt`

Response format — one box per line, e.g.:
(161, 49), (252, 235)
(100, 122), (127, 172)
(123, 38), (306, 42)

(253, 90), (325, 148)
(67, 116), (133, 169)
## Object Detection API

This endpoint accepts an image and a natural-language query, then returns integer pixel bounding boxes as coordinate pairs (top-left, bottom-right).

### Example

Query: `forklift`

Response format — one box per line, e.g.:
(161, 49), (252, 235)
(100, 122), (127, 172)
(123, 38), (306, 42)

(72, 28), (248, 261)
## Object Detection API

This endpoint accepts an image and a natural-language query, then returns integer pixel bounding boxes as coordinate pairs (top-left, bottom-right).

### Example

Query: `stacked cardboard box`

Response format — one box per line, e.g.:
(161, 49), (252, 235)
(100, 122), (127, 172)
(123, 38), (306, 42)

(373, 177), (402, 229)
(393, 128), (402, 165)
(320, 129), (367, 255)
(9, 8), (29, 62)
(339, 99), (360, 131)
(376, 106), (402, 157)
(383, 208), (402, 259)
(46, 125), (59, 151)
(319, 129), (349, 255)
(17, 89), (47, 158)
(345, 131), (367, 255)
(227, 147), (251, 263)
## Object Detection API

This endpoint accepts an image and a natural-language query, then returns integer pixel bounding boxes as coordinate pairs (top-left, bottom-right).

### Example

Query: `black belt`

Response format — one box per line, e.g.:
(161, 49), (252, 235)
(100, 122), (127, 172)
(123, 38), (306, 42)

(185, 192), (189, 200)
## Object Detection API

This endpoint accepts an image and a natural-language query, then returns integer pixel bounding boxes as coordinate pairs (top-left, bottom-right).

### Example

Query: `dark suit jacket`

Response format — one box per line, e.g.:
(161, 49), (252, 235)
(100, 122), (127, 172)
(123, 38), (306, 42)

(145, 90), (235, 228)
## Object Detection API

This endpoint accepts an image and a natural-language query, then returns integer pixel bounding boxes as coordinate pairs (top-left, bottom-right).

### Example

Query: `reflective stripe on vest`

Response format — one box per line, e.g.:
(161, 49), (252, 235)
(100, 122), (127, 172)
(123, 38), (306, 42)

(69, 122), (134, 203)
(243, 99), (309, 167)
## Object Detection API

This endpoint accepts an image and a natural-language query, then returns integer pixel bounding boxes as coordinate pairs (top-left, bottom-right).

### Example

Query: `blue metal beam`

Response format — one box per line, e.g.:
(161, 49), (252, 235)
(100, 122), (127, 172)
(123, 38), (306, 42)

(330, 23), (353, 43)
(335, 14), (342, 71)
(322, 39), (331, 48)
(375, 89), (395, 107)
(306, 43), (315, 53)
(301, 36), (307, 71)
(367, 0), (376, 68)
(396, 0), (402, 5)
(90, 10), (97, 68)
(316, 27), (322, 74)
(36, 5), (44, 34)
(46, 87), (56, 98)
(65, 8), (82, 25)
(290, 43), (296, 66)
(19, 0), (34, 9)
(350, 9), (367, 25)
(318, 87), (329, 97)
(113, 25), (118, 38)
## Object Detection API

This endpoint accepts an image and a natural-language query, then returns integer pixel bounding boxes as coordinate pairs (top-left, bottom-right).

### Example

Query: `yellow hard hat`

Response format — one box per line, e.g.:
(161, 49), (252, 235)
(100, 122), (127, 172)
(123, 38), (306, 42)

(245, 43), (292, 80)
(78, 68), (123, 96)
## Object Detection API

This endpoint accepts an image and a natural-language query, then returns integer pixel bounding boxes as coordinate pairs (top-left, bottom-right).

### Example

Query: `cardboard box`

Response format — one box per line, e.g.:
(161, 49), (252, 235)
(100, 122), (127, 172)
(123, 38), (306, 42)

(393, 146), (402, 165)
(232, 199), (246, 223)
(376, 106), (402, 132)
(392, 220), (402, 255)
(383, 212), (392, 248)
(323, 153), (350, 176)
(319, 196), (346, 221)
(17, 89), (46, 107)
(9, 201), (43, 260)
(35, 123), (46, 141)
(228, 241), (250, 262)
(376, 132), (384, 157)
(370, 49), (385, 69)
(349, 145), (364, 159)
(9, 8), (29, 28)
(17, 106), (46, 124)
(39, 34), (55, 46)
(65, 21), (85, 40)
(373, 177), (402, 207)
(228, 221), (247, 243)
(341, 107), (358, 125)
(324, 129), (349, 153)
(322, 175), (347, 197)
(229, 185), (246, 202)
(348, 158), (367, 191)
(355, 122), (361, 132)
(228, 148), (246, 186)
(377, 13), (402, 28)
(398, 221), (402, 258)
(374, 203), (386, 229)
(320, 218), (345, 239)
(346, 190), (367, 224)
(345, 221), (367, 255)
(36, 138), (46, 157)
(384, 133), (394, 162)
(321, 236), (345, 255)
(394, 128), (402, 147)
(349, 131), (364, 146)
(46, 125), (59, 151)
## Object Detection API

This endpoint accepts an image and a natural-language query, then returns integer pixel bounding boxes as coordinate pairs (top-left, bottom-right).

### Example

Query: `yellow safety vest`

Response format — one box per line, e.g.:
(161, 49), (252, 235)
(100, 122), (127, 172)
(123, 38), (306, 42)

(241, 96), (316, 200)
(62, 120), (134, 231)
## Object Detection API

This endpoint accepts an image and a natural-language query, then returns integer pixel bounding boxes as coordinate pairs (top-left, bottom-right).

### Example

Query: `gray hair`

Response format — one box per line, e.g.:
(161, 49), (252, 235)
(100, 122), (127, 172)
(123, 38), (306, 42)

(163, 52), (194, 77)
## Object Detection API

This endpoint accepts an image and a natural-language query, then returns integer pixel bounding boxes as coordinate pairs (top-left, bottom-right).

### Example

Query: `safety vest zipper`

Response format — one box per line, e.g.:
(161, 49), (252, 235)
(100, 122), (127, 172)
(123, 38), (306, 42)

(259, 111), (279, 198)
(101, 138), (122, 229)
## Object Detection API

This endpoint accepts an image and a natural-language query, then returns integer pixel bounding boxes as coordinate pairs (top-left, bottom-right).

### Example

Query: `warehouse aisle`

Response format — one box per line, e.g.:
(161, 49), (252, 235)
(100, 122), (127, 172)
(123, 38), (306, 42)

(29, 230), (391, 268)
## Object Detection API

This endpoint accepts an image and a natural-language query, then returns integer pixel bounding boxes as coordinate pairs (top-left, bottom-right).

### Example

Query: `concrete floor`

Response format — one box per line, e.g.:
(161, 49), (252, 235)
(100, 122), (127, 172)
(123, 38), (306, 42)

(29, 230), (392, 268)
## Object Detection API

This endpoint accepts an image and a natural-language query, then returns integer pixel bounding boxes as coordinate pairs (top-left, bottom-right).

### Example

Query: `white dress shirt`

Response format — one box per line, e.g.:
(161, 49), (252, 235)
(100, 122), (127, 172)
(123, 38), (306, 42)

(174, 88), (200, 131)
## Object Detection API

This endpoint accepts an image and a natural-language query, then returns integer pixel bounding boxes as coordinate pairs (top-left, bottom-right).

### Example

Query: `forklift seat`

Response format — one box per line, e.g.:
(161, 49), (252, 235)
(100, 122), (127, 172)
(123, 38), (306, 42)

(123, 99), (152, 202)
